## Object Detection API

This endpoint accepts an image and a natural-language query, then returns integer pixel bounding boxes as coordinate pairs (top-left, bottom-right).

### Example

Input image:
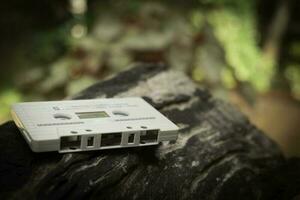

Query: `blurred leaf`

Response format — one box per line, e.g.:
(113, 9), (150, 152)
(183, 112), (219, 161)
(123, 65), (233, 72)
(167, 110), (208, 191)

(285, 64), (300, 99)
(221, 68), (235, 88)
(192, 66), (205, 82)
(190, 10), (205, 30)
(290, 42), (300, 58)
(0, 89), (22, 123)
(208, 5), (275, 91)
(39, 58), (73, 92)
(66, 76), (97, 96)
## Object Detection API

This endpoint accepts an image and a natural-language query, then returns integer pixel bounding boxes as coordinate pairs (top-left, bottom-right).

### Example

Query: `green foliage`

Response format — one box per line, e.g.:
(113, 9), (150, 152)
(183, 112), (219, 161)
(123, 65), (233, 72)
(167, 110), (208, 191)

(200, 0), (253, 9)
(0, 0), (298, 124)
(0, 89), (22, 123)
(207, 2), (275, 92)
(29, 29), (69, 64)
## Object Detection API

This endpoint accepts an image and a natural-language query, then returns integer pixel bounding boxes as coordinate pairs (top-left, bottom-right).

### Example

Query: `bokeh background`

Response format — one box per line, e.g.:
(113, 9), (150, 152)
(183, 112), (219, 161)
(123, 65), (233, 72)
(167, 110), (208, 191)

(0, 0), (299, 157)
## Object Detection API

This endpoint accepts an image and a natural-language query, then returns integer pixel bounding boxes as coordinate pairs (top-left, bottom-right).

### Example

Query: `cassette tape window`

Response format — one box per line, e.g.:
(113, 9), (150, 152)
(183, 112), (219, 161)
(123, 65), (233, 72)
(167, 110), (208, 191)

(76, 111), (109, 119)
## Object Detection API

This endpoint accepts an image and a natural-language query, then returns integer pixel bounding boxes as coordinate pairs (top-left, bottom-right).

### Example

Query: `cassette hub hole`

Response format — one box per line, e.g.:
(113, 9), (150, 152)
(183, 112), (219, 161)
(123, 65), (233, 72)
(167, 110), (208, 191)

(54, 113), (72, 120)
(128, 133), (135, 144)
(140, 130), (159, 144)
(112, 111), (129, 117)
(61, 136), (81, 150)
(87, 136), (94, 147)
(101, 133), (122, 146)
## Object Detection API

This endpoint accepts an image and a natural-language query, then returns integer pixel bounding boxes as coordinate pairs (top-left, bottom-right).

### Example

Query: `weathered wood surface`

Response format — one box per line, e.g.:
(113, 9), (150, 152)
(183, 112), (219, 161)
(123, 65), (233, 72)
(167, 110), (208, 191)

(0, 64), (294, 200)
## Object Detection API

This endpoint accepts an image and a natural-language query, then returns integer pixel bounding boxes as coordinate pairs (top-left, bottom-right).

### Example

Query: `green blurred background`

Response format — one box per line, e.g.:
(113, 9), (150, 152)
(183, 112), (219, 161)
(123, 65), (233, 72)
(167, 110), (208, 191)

(0, 0), (299, 156)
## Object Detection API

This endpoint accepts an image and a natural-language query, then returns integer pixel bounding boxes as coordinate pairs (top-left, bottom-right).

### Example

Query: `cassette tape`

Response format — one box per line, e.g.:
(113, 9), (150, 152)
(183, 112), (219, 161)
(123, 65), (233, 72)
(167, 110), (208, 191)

(11, 97), (179, 153)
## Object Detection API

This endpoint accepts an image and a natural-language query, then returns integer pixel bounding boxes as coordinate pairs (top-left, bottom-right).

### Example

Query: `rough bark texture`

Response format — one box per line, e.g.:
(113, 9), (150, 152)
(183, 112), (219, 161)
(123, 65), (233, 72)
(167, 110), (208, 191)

(0, 63), (297, 200)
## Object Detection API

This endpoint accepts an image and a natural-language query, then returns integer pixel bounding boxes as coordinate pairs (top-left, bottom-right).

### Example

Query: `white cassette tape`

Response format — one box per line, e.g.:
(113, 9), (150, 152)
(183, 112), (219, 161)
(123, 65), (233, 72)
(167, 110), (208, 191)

(11, 97), (179, 153)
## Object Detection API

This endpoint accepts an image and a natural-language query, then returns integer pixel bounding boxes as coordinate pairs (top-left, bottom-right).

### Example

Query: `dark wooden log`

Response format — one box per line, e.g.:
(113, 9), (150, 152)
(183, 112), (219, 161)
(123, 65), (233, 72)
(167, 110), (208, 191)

(0, 63), (289, 200)
(271, 158), (300, 200)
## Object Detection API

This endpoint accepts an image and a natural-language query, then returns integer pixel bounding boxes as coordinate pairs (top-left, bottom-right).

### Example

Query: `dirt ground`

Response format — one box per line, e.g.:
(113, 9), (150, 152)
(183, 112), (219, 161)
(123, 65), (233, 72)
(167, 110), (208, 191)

(230, 90), (300, 157)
